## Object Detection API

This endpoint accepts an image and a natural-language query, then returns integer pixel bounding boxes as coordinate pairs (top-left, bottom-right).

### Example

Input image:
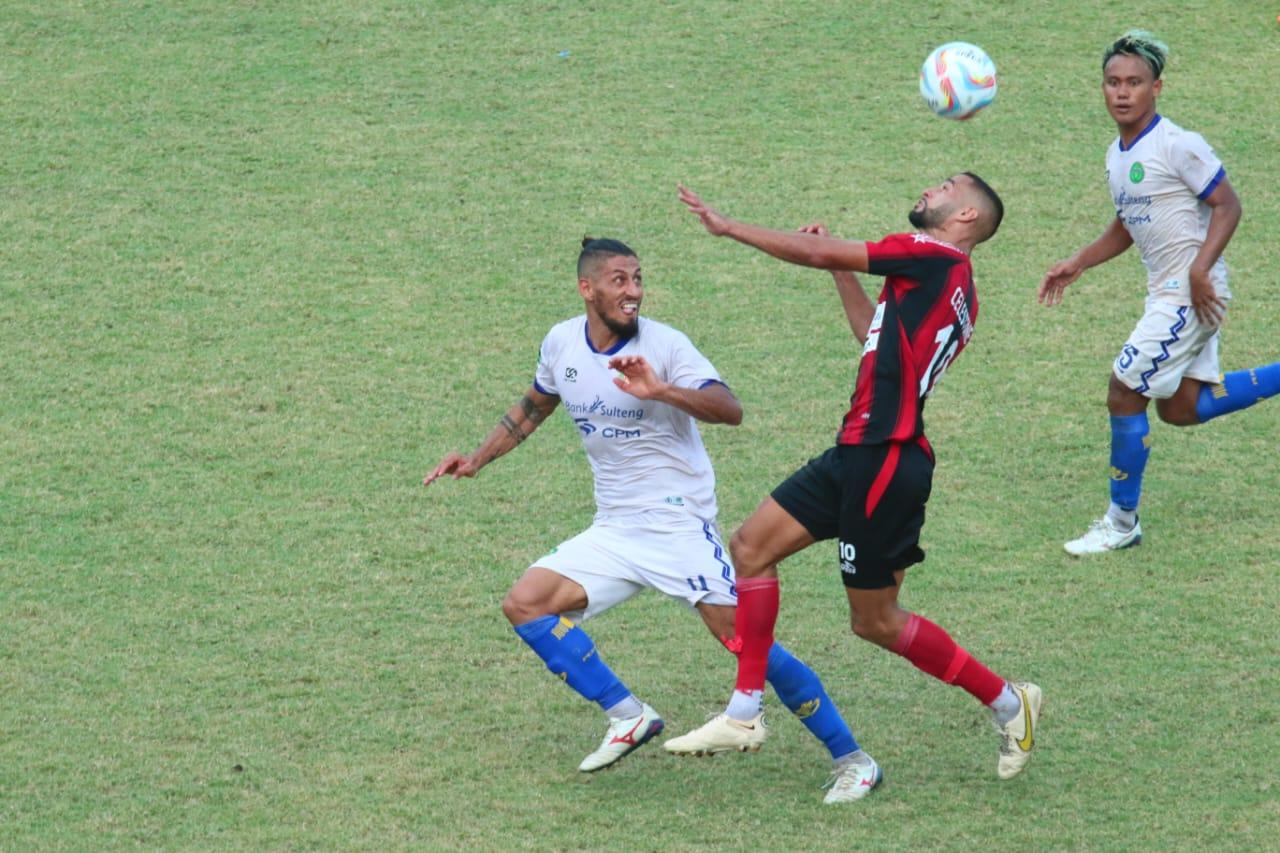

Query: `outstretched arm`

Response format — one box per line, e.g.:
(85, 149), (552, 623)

(1038, 217), (1133, 306)
(679, 185), (870, 272)
(607, 355), (743, 425)
(423, 386), (560, 485)
(798, 222), (876, 343)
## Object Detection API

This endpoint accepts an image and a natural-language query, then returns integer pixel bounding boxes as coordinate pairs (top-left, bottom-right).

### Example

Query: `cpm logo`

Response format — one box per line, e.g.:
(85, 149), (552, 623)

(564, 366), (578, 382)
(574, 417), (595, 436)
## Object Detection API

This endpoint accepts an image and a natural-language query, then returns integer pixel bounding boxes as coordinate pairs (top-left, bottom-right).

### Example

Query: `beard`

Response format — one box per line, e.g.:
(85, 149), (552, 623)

(908, 204), (944, 229)
(601, 310), (639, 339)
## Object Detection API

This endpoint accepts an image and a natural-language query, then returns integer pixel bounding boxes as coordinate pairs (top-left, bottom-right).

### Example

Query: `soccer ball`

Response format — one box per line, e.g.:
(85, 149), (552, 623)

(919, 42), (997, 120)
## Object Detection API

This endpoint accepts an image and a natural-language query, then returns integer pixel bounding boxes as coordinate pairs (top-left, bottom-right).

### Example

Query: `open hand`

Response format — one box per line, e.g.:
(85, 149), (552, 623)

(423, 452), (478, 486)
(678, 185), (732, 236)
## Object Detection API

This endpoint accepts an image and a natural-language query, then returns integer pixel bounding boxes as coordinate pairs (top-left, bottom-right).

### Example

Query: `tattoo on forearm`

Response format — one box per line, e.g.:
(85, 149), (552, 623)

(500, 413), (526, 444)
(519, 394), (546, 424)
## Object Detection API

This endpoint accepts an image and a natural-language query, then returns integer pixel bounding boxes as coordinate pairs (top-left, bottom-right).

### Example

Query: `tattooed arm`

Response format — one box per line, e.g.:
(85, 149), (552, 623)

(424, 386), (561, 485)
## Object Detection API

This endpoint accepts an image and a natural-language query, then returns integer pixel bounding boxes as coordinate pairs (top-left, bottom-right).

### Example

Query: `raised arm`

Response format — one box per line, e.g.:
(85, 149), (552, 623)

(423, 386), (561, 485)
(798, 222), (876, 343)
(607, 355), (743, 425)
(1038, 217), (1134, 306)
(679, 185), (870, 272)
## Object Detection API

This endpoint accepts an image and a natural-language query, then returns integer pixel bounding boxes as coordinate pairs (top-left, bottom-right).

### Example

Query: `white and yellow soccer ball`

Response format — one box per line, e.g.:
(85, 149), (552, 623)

(919, 42), (997, 120)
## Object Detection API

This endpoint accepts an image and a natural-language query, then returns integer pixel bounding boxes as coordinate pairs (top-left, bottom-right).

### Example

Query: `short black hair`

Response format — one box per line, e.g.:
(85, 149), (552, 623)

(577, 237), (637, 279)
(963, 171), (1004, 241)
(1103, 29), (1168, 79)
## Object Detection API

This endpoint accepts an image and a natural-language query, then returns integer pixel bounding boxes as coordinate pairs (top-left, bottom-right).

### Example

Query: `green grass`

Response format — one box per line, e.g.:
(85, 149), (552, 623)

(3, 1), (1279, 848)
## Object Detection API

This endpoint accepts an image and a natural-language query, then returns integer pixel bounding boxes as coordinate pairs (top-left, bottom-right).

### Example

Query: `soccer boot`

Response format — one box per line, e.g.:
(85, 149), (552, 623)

(996, 682), (1042, 780)
(663, 713), (768, 756)
(1064, 516), (1141, 556)
(822, 754), (884, 804)
(578, 703), (664, 772)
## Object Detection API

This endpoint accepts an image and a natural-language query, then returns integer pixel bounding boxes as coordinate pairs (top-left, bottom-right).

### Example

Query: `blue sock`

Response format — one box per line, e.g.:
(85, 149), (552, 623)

(513, 615), (631, 713)
(1195, 363), (1280, 422)
(1109, 413), (1151, 513)
(766, 644), (858, 760)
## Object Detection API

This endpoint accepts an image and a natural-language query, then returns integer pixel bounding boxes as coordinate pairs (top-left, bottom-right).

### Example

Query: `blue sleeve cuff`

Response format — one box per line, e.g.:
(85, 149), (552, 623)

(1197, 166), (1226, 201)
(533, 379), (554, 395)
(697, 379), (728, 390)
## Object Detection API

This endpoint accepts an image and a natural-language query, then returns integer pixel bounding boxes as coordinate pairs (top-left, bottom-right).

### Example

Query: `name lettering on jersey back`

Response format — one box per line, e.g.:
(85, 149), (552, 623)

(949, 286), (974, 343)
(861, 303), (886, 356)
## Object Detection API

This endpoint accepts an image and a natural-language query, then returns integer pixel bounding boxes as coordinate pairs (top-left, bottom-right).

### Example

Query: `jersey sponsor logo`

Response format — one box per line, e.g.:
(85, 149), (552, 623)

(563, 395), (645, 420)
(574, 417), (596, 435)
(564, 366), (578, 382)
(601, 426), (641, 439)
(1129, 161), (1145, 183)
(839, 540), (857, 575)
(664, 496), (685, 506)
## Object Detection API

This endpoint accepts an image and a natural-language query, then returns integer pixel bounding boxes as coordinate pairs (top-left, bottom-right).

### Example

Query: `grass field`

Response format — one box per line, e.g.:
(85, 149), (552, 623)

(4, 1), (1279, 848)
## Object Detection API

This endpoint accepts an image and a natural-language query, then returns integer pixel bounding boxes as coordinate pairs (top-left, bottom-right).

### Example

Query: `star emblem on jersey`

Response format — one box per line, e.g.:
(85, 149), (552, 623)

(1129, 162), (1145, 183)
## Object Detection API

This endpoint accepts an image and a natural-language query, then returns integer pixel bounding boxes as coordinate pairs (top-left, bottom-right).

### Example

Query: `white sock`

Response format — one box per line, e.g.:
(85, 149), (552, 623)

(1106, 503), (1137, 531)
(989, 682), (1021, 725)
(725, 689), (764, 721)
(604, 695), (644, 720)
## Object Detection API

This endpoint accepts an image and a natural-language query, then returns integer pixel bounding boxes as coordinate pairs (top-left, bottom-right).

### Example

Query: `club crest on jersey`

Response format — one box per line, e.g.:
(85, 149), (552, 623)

(1129, 162), (1145, 183)
(564, 366), (578, 382)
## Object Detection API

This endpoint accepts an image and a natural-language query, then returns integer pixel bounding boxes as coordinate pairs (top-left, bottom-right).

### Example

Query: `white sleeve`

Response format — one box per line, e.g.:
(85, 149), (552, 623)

(1170, 130), (1225, 200)
(533, 330), (558, 396)
(665, 330), (723, 390)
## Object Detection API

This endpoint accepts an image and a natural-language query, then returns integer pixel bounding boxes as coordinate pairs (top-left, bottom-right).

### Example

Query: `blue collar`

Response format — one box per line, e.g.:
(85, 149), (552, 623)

(1119, 113), (1161, 152)
(584, 318), (634, 355)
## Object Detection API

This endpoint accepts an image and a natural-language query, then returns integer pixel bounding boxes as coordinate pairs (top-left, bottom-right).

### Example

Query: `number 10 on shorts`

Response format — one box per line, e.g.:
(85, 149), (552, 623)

(839, 541), (857, 575)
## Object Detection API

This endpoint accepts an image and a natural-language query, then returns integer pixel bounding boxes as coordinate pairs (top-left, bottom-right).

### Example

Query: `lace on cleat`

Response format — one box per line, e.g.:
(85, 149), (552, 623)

(578, 703), (664, 772)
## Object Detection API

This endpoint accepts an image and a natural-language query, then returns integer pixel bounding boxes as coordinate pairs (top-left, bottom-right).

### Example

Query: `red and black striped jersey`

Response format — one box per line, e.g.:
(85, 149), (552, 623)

(837, 232), (978, 450)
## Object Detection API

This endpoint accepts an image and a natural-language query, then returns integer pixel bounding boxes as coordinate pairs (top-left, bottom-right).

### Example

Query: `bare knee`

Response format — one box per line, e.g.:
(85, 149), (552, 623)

(850, 610), (903, 648)
(1155, 403), (1199, 426)
(729, 528), (770, 579)
(501, 581), (556, 626)
(849, 612), (901, 645)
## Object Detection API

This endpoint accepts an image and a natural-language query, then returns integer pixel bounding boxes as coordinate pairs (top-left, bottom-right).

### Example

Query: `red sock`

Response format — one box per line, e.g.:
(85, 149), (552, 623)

(733, 577), (778, 693)
(890, 613), (1004, 705)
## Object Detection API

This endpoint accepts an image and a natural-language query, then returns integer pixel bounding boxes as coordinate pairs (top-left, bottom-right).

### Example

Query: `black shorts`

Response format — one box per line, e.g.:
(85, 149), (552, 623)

(770, 442), (933, 590)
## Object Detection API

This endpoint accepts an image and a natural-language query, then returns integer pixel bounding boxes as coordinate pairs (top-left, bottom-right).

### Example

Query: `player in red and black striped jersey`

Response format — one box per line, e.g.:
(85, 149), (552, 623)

(665, 176), (1043, 793)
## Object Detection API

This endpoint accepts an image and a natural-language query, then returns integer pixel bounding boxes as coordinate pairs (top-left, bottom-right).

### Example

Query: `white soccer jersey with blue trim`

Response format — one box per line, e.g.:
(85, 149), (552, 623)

(1105, 114), (1230, 304)
(534, 316), (723, 520)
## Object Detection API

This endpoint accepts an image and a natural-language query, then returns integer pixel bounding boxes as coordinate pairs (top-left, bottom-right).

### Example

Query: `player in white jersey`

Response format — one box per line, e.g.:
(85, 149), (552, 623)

(425, 238), (873, 802)
(1040, 30), (1280, 555)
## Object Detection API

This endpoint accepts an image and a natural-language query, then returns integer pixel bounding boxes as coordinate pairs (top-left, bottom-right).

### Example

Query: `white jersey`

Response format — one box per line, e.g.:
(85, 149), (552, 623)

(534, 316), (724, 521)
(1106, 114), (1230, 304)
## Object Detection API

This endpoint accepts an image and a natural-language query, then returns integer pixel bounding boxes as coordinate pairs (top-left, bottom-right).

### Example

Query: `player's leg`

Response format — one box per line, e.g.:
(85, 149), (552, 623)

(1164, 326), (1280, 424)
(505, 529), (662, 772)
(695, 602), (863, 770)
(722, 497), (815, 722)
(841, 442), (1041, 779)
(1066, 303), (1205, 554)
(663, 493), (822, 757)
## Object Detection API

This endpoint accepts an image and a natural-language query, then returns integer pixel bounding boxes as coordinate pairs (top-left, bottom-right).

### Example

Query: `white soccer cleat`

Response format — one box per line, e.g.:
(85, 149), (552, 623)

(578, 703), (665, 773)
(996, 682), (1042, 780)
(822, 755), (884, 804)
(663, 713), (768, 756)
(1064, 517), (1141, 556)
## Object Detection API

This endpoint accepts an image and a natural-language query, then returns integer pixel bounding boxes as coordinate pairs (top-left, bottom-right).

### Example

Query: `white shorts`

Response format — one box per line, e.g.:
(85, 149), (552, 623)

(1113, 300), (1225, 400)
(531, 508), (737, 622)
